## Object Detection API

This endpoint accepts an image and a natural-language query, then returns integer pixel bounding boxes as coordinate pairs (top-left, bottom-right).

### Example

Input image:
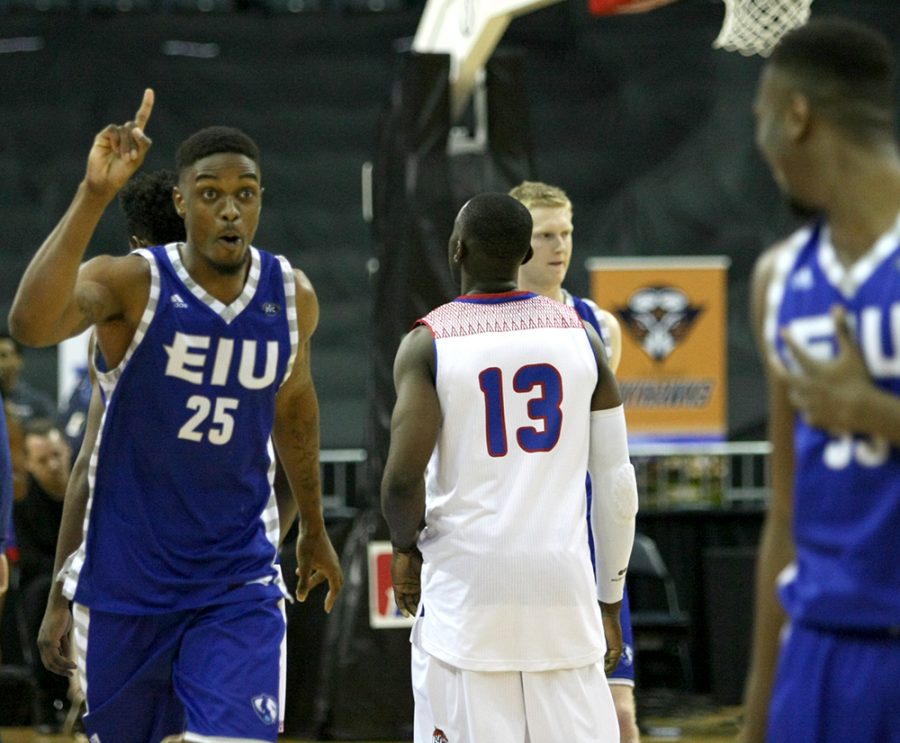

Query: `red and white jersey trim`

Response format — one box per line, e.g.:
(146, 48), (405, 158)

(420, 294), (585, 339)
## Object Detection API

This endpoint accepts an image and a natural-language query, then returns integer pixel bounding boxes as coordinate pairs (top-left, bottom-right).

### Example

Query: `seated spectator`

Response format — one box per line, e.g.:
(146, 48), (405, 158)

(14, 419), (72, 732)
(0, 334), (56, 425)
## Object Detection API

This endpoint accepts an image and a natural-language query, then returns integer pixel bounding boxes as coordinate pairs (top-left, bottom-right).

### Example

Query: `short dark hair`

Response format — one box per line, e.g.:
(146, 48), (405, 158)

(459, 193), (533, 263)
(23, 417), (61, 440)
(175, 126), (261, 174)
(769, 18), (896, 142)
(118, 169), (186, 247)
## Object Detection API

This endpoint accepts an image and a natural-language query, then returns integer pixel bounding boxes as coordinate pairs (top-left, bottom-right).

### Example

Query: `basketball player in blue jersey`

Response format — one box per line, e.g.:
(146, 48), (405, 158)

(739, 19), (900, 743)
(382, 192), (638, 742)
(8, 90), (343, 743)
(38, 169), (304, 689)
(510, 180), (640, 743)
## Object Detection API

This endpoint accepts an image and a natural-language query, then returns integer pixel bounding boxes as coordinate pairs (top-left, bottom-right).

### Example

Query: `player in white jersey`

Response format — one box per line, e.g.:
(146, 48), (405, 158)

(511, 179), (639, 742)
(8, 90), (343, 742)
(382, 192), (638, 742)
(741, 19), (900, 743)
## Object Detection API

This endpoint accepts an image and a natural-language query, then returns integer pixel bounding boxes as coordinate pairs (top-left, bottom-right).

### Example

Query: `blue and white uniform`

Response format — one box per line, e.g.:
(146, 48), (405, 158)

(562, 290), (613, 362)
(64, 243), (297, 743)
(764, 217), (900, 743)
(565, 288), (636, 686)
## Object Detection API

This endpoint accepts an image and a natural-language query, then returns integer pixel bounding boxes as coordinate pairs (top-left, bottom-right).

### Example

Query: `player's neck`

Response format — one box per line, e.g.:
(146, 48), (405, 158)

(179, 243), (250, 305)
(519, 281), (564, 303)
(826, 158), (900, 262)
(462, 279), (519, 296)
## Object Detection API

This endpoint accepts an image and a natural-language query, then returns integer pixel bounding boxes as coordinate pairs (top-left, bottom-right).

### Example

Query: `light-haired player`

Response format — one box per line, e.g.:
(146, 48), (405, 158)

(382, 192), (637, 741)
(511, 180), (639, 742)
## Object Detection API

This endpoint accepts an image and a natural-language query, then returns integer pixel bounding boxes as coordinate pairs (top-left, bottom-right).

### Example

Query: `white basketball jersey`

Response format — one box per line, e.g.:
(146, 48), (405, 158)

(413, 291), (606, 672)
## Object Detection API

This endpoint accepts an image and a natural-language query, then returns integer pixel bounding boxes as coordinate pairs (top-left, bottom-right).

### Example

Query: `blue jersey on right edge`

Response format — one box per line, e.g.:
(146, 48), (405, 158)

(766, 219), (900, 630)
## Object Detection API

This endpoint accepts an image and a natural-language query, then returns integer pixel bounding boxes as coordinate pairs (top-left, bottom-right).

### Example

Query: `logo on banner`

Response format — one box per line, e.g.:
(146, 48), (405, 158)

(432, 728), (449, 743)
(616, 286), (703, 362)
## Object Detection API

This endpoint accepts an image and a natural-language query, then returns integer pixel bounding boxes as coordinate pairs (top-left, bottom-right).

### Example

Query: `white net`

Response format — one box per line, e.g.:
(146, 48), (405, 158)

(713, 0), (813, 57)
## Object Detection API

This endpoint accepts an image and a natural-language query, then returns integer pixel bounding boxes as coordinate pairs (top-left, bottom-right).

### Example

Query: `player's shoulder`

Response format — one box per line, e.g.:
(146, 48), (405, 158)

(84, 250), (151, 274)
(753, 224), (814, 289)
(80, 251), (152, 296)
(572, 293), (600, 310)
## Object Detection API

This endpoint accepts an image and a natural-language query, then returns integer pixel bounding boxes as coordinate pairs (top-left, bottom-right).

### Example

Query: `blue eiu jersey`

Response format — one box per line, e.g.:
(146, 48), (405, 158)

(64, 243), (298, 614)
(570, 291), (635, 681)
(767, 219), (900, 630)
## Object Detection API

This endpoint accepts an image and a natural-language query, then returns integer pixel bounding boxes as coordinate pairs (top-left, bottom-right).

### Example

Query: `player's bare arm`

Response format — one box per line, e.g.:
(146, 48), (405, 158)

(269, 270), (318, 545)
(739, 244), (796, 743)
(584, 321), (622, 412)
(272, 270), (343, 613)
(5, 405), (27, 501)
(8, 89), (154, 348)
(381, 325), (441, 618)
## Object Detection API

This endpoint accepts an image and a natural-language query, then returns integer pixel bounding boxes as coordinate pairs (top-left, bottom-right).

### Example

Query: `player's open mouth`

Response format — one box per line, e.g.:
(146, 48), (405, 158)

(217, 234), (243, 247)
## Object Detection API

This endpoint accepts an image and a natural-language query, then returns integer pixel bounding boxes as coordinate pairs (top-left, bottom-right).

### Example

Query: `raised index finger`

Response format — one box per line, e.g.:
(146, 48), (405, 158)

(133, 88), (154, 133)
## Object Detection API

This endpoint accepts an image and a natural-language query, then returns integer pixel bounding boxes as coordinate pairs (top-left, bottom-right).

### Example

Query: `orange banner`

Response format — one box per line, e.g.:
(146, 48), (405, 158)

(587, 256), (729, 442)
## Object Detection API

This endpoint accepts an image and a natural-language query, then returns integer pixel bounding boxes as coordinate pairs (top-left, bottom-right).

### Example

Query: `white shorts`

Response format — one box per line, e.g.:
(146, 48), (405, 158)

(411, 644), (619, 743)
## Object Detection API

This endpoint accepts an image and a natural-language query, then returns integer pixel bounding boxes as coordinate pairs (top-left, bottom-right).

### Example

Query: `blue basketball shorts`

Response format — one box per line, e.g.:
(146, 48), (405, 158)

(768, 621), (900, 743)
(72, 597), (286, 743)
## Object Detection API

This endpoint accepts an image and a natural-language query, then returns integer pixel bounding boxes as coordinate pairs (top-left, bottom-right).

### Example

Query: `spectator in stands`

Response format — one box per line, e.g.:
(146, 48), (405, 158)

(14, 419), (72, 732)
(0, 334), (56, 425)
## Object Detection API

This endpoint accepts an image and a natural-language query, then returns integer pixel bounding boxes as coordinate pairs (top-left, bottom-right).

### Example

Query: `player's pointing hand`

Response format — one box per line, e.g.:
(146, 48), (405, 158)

(84, 88), (155, 201)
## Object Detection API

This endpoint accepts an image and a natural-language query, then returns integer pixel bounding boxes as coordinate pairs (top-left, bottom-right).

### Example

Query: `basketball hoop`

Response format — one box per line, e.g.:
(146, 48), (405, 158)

(713, 0), (813, 57)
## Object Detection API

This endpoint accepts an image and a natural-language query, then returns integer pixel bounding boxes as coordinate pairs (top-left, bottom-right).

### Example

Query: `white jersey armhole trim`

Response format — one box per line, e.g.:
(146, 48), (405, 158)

(94, 247), (162, 392)
(276, 255), (299, 388)
(62, 249), (160, 602)
(818, 211), (900, 299)
(763, 228), (811, 368)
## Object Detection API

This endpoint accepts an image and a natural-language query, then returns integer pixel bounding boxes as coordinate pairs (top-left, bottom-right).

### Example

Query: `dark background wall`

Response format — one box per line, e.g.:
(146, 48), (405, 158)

(1, 0), (898, 451)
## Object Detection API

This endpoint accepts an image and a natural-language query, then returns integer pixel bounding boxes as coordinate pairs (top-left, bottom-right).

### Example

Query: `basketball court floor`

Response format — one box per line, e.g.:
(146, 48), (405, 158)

(0, 703), (743, 742)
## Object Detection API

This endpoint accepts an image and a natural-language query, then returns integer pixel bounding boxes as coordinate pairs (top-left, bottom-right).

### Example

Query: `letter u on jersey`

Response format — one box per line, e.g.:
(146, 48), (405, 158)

(164, 332), (279, 389)
(786, 304), (900, 379)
